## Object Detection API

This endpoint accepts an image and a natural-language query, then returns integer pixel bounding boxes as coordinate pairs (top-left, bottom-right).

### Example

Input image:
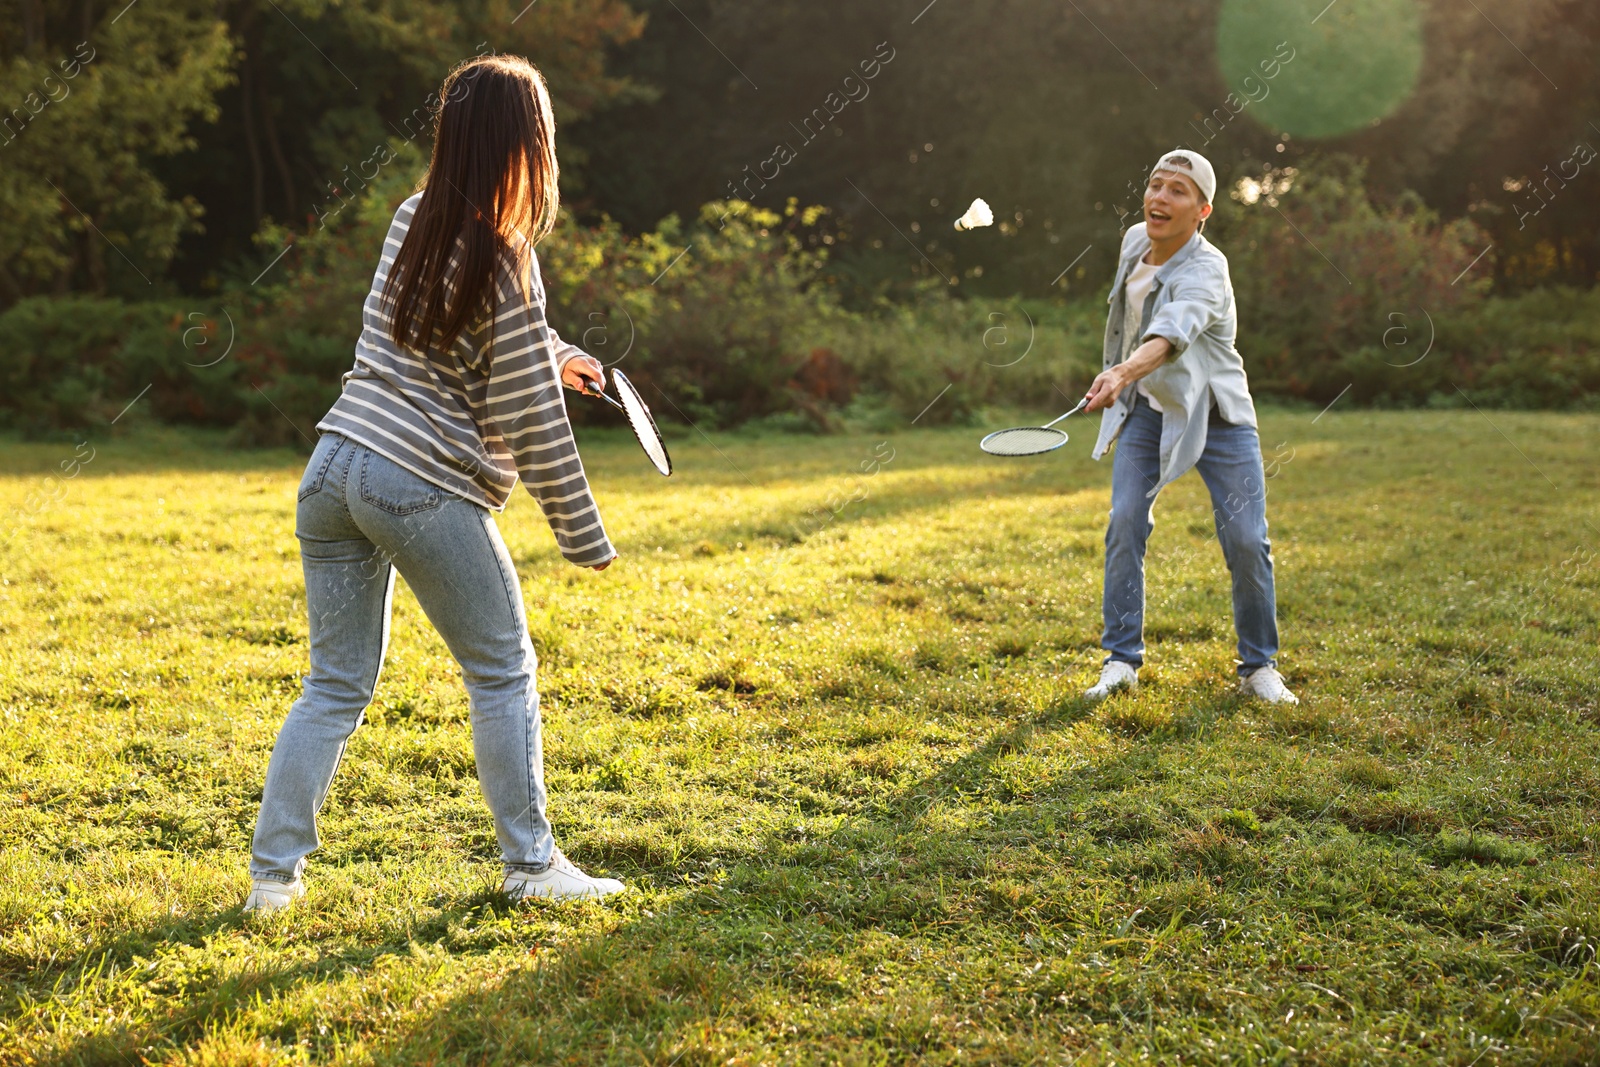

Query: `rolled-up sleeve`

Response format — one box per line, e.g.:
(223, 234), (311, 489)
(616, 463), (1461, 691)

(484, 251), (616, 568)
(1143, 266), (1227, 358)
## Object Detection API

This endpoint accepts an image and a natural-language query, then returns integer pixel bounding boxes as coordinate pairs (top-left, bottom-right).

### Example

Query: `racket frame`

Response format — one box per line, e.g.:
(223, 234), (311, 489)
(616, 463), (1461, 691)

(581, 372), (673, 477)
(612, 369), (673, 477)
(978, 393), (1093, 457)
(979, 426), (1069, 455)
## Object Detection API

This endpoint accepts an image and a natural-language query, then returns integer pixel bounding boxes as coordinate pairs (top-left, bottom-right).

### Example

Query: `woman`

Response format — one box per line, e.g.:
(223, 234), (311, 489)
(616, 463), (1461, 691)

(244, 55), (624, 911)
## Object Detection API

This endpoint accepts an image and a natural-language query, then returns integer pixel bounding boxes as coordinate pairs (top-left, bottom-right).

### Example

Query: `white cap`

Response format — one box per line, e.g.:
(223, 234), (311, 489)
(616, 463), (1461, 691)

(1150, 148), (1216, 205)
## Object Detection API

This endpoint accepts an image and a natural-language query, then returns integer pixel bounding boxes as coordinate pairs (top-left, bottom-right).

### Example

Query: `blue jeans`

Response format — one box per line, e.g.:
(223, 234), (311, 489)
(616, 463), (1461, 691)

(250, 432), (553, 883)
(1102, 394), (1279, 676)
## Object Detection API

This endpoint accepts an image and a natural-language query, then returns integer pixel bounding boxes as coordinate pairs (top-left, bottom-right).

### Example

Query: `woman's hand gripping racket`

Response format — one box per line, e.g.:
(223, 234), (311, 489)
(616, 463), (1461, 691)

(580, 368), (673, 477)
(979, 394), (1092, 456)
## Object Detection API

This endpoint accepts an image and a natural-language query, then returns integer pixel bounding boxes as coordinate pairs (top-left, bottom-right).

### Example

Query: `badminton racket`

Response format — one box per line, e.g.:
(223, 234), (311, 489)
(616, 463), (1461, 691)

(581, 369), (673, 477)
(979, 394), (1092, 456)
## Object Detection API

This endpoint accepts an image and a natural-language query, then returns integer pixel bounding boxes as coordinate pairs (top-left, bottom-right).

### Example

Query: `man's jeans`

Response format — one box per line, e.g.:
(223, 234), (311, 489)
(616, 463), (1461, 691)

(250, 432), (553, 883)
(1102, 394), (1279, 676)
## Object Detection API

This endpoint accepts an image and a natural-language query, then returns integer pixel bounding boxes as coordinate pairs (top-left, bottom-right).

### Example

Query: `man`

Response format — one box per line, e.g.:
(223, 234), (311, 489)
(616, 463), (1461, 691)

(1081, 148), (1297, 704)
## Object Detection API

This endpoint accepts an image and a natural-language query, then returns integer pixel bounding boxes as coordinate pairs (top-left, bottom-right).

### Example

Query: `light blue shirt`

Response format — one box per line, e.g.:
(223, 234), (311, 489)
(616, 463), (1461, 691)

(1091, 222), (1258, 497)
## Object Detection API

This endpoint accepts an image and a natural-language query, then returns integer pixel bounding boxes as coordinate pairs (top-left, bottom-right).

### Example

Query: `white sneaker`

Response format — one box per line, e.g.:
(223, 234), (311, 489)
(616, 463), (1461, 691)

(1240, 665), (1299, 704)
(502, 849), (625, 902)
(1084, 660), (1139, 702)
(242, 877), (305, 913)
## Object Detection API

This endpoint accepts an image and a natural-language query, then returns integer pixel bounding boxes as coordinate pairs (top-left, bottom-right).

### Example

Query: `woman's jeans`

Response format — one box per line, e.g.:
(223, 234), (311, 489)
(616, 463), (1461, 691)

(250, 432), (552, 883)
(1102, 394), (1280, 677)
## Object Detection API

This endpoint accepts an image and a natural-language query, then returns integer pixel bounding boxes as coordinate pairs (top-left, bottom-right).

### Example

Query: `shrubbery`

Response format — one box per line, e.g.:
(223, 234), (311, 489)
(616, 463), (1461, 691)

(816, 296), (1101, 427)
(1207, 153), (1599, 409)
(1209, 154), (1494, 402)
(1427, 286), (1600, 408)
(2, 151), (1596, 444)
(1272, 286), (1600, 411)
(540, 199), (842, 429)
(0, 294), (242, 438)
(541, 204), (1099, 430)
(220, 150), (428, 447)
(0, 157), (1092, 442)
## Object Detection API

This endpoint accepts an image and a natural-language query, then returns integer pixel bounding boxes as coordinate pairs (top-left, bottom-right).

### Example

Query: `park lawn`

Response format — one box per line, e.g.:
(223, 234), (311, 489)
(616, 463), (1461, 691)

(1, 406), (1598, 1066)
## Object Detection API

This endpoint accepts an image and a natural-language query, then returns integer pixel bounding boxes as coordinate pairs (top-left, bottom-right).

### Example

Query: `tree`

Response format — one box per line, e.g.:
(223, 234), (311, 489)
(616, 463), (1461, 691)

(0, 0), (234, 301)
(160, 0), (648, 292)
(0, 0), (649, 304)
(570, 0), (1600, 295)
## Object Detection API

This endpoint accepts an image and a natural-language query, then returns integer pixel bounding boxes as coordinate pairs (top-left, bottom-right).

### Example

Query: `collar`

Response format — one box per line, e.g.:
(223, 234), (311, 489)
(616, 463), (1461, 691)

(1112, 226), (1205, 300)
(1151, 228), (1205, 283)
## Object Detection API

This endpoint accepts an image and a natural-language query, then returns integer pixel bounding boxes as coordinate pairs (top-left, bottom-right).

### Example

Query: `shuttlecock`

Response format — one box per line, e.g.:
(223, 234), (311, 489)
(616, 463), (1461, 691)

(953, 198), (994, 231)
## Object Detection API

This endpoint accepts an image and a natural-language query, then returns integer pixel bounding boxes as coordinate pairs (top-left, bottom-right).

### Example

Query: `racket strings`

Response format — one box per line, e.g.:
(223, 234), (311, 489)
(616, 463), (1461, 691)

(613, 370), (672, 476)
(980, 426), (1069, 456)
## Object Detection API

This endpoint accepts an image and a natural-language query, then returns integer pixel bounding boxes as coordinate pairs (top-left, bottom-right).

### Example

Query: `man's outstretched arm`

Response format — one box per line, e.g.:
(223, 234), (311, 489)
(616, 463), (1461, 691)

(1085, 336), (1174, 411)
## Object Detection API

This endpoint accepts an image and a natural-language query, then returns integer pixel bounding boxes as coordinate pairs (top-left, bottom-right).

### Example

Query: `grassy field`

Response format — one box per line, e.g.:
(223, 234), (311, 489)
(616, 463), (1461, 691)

(2, 406), (1598, 1066)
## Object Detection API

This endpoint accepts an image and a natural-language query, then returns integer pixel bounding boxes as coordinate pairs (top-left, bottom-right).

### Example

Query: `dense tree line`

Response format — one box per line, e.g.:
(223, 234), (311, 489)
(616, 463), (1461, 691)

(0, 0), (1595, 307)
(569, 0), (1600, 297)
(0, 0), (644, 302)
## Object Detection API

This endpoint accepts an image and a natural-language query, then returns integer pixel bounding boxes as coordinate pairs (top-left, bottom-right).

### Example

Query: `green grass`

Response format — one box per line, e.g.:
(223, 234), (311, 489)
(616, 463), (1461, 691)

(2, 407), (1598, 1065)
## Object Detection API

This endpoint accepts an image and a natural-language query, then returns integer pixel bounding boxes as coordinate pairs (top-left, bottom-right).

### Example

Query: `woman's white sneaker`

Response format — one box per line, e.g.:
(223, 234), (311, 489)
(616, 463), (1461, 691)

(1240, 666), (1299, 704)
(1084, 660), (1139, 701)
(242, 877), (305, 913)
(502, 849), (625, 902)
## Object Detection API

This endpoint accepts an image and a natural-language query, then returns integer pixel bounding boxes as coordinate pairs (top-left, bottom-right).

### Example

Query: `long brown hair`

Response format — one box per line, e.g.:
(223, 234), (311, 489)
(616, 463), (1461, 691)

(380, 54), (560, 354)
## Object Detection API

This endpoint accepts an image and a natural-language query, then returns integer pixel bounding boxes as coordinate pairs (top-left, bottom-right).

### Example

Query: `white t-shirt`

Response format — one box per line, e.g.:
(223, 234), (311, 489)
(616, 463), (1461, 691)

(1121, 256), (1163, 413)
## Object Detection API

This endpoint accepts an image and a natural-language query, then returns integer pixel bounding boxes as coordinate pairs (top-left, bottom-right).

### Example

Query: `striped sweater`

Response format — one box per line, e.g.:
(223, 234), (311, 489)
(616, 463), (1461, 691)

(316, 190), (615, 567)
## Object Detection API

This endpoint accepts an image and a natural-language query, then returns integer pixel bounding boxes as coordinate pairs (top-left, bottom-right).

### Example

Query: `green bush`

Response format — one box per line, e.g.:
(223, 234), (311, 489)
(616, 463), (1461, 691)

(219, 144), (431, 447)
(4, 146), (1593, 441)
(223, 167), (854, 440)
(0, 295), (143, 436)
(1288, 287), (1600, 410)
(1434, 286), (1600, 409)
(818, 297), (1102, 426)
(542, 199), (843, 429)
(234, 172), (1098, 438)
(1208, 153), (1492, 401)
(0, 295), (241, 437)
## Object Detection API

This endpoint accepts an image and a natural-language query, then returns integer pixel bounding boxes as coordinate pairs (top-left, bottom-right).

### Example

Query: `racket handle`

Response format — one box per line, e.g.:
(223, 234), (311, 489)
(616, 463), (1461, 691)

(1043, 395), (1093, 429)
(581, 378), (626, 413)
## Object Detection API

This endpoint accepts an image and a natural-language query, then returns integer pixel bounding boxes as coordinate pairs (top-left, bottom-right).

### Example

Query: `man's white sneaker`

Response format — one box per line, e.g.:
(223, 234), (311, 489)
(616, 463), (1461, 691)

(242, 877), (305, 913)
(502, 849), (625, 902)
(1084, 660), (1139, 702)
(1240, 666), (1299, 704)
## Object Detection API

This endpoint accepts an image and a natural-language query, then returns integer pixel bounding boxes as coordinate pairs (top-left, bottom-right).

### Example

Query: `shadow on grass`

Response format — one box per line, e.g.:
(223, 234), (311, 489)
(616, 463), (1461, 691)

(12, 885), (569, 1065)
(351, 691), (1256, 1063)
(47, 677), (1546, 1061)
(21, 689), (1135, 1063)
(555, 455), (1108, 569)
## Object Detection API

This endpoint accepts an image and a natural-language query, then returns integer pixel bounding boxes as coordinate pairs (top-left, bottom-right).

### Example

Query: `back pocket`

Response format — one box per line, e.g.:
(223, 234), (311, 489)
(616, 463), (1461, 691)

(297, 433), (344, 501)
(358, 450), (445, 515)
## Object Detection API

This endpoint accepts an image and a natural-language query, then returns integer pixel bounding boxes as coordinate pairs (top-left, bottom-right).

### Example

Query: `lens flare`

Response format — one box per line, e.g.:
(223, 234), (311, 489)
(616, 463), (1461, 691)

(1216, 0), (1422, 139)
